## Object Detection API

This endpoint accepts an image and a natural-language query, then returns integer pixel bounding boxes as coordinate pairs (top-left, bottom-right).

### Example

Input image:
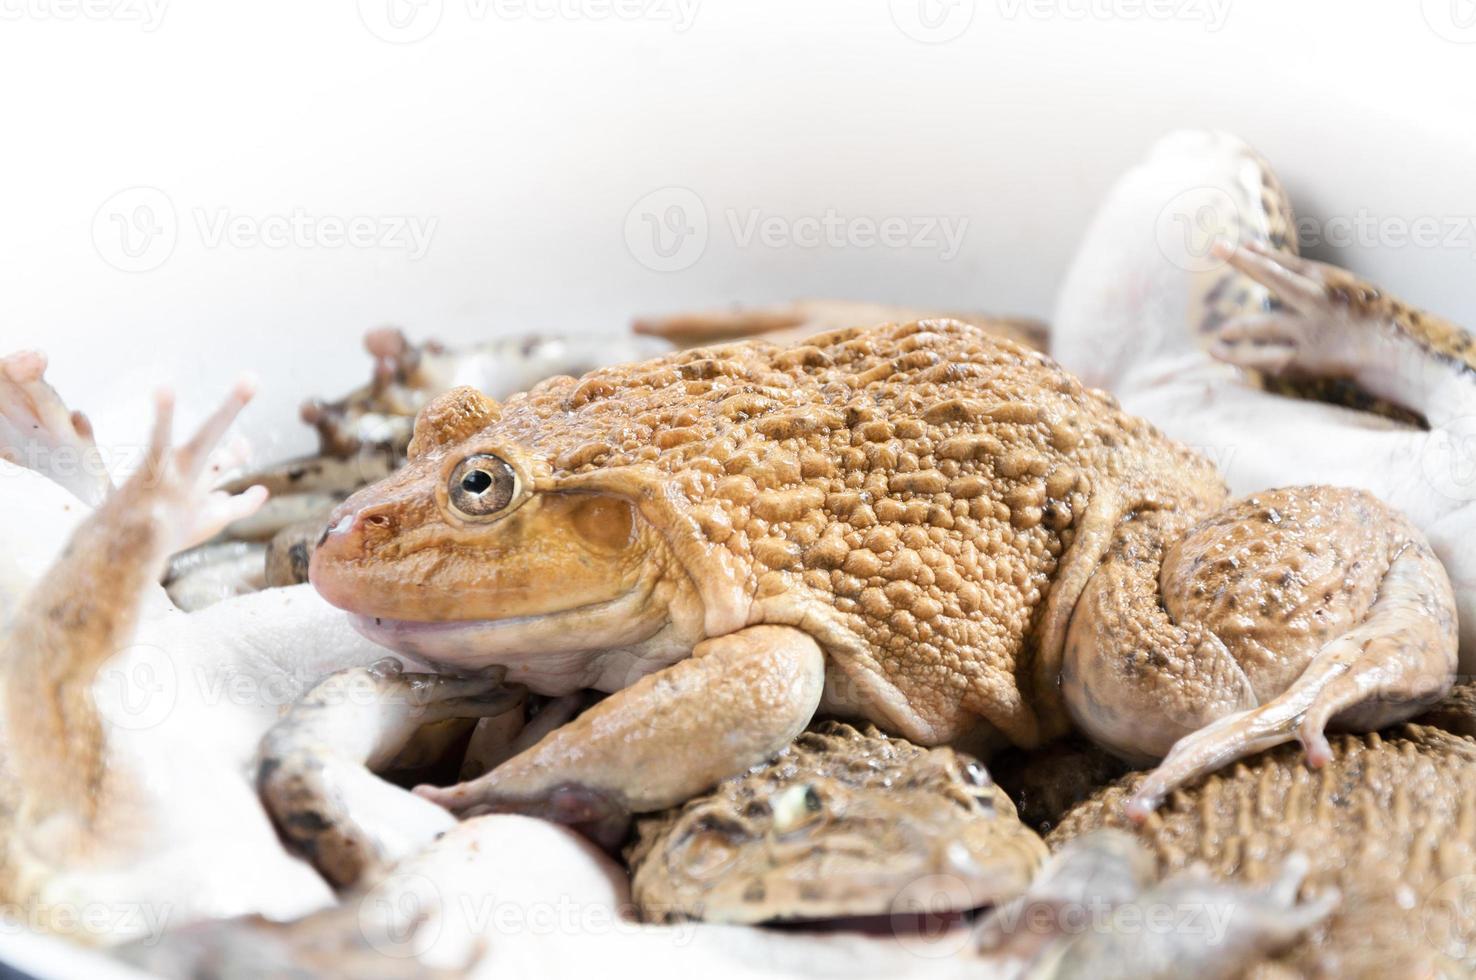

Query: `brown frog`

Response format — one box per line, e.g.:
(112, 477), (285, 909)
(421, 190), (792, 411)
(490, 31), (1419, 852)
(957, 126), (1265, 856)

(1049, 705), (1476, 978)
(307, 320), (1457, 830)
(626, 721), (1047, 924)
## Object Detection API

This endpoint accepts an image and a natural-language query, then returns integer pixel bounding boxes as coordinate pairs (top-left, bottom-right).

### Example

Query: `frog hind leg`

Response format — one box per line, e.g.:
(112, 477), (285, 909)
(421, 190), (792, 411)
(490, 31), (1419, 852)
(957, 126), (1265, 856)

(1062, 486), (1457, 821)
(1210, 241), (1476, 428)
(0, 350), (114, 506)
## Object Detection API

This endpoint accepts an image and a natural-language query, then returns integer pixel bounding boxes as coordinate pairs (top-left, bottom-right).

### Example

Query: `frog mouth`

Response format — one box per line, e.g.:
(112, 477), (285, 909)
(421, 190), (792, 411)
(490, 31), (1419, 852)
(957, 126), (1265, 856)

(346, 586), (660, 664)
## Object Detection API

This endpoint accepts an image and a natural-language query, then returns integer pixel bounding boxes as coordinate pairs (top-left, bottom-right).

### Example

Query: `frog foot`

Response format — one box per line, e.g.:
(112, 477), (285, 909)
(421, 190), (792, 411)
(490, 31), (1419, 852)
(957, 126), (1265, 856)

(0, 349), (111, 505)
(124, 380), (269, 555)
(450, 782), (632, 851)
(1207, 240), (1392, 378)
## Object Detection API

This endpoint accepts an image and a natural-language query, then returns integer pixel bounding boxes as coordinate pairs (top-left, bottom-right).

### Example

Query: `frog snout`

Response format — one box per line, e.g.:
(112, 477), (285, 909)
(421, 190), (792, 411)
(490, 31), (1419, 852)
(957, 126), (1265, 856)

(311, 507), (395, 564)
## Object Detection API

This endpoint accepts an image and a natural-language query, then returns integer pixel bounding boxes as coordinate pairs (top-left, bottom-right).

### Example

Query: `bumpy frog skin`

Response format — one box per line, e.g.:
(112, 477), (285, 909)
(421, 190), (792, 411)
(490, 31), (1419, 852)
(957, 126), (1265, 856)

(1053, 129), (1476, 672)
(626, 721), (1048, 924)
(310, 313), (1457, 828)
(1050, 701), (1476, 978)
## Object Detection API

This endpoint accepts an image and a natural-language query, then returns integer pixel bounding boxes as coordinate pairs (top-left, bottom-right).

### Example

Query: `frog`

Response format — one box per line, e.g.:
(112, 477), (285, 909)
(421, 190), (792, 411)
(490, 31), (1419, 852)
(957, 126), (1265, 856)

(308, 315), (1458, 830)
(626, 720), (1048, 925)
(116, 817), (1331, 980)
(1052, 128), (1476, 672)
(1049, 706), (1476, 978)
(0, 354), (511, 944)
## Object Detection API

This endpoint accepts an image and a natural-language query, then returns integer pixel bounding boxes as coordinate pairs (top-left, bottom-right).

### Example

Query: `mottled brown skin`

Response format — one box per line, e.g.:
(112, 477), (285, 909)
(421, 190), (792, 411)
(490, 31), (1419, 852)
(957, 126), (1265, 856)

(1049, 719), (1476, 979)
(626, 721), (1046, 924)
(308, 320), (1457, 826)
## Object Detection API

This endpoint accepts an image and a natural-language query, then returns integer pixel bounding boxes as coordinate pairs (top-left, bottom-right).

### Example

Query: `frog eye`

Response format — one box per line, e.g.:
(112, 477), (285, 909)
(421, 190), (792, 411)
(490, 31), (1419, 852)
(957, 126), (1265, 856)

(771, 783), (825, 834)
(448, 454), (519, 518)
(961, 759), (991, 787)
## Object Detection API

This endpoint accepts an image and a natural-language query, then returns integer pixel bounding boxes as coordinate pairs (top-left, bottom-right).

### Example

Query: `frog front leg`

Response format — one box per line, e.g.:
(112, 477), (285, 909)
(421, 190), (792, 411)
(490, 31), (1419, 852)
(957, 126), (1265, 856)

(0, 350), (112, 506)
(413, 625), (826, 840)
(2, 382), (266, 825)
(256, 658), (523, 889)
(1062, 486), (1457, 820)
(1209, 241), (1476, 428)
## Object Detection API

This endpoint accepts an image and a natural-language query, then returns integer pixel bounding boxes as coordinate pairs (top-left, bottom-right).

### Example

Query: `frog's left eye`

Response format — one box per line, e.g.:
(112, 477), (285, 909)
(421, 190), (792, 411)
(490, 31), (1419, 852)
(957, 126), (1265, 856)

(448, 454), (519, 518)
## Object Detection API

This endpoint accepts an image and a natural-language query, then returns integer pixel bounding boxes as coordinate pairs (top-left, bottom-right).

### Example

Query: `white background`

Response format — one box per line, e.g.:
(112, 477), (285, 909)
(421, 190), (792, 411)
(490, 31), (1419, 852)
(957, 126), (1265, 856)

(4, 0), (1476, 460)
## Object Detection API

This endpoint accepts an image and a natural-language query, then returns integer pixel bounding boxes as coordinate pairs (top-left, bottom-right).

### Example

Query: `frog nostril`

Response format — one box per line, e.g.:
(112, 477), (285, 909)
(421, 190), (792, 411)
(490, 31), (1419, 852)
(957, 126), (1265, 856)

(324, 514), (354, 541)
(364, 514), (393, 530)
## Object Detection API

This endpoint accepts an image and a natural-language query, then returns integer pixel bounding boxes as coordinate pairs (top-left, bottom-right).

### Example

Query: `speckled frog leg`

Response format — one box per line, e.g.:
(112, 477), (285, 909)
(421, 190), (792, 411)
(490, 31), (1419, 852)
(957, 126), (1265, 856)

(1062, 487), (1457, 820)
(413, 625), (825, 843)
(1210, 241), (1476, 428)
(0, 350), (112, 506)
(255, 658), (522, 890)
(1, 383), (266, 825)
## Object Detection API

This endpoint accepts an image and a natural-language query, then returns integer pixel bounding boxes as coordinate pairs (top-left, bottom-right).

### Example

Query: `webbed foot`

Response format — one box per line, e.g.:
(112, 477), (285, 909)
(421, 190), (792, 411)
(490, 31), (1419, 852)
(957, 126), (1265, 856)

(1210, 240), (1476, 426)
(0, 350), (111, 505)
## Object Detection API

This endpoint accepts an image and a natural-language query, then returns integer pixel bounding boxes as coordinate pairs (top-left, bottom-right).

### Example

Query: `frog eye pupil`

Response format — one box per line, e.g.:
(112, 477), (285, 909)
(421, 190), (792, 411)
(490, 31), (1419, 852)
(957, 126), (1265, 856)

(448, 454), (518, 519)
